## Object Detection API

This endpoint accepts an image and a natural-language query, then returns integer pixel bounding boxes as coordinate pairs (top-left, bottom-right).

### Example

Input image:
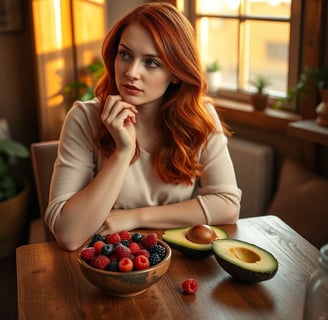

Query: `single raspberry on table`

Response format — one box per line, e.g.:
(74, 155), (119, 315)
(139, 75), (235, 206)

(118, 257), (133, 272)
(80, 247), (95, 262)
(114, 243), (131, 259)
(93, 240), (106, 255)
(94, 255), (110, 270)
(182, 279), (198, 295)
(134, 255), (150, 270)
(141, 233), (158, 247)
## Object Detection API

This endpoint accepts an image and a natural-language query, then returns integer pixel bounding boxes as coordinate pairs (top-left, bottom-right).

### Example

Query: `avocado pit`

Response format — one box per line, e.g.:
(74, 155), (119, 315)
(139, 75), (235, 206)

(186, 224), (217, 244)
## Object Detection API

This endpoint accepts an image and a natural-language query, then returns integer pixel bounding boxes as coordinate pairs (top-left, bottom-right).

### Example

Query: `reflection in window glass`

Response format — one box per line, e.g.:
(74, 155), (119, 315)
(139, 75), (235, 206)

(246, 21), (289, 94)
(196, 0), (239, 15)
(195, 0), (291, 96)
(196, 18), (238, 89)
(247, 0), (291, 18)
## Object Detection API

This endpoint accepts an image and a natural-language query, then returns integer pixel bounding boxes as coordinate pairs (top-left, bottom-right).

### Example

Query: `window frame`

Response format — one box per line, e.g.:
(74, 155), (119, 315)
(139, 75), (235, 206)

(184, 0), (301, 109)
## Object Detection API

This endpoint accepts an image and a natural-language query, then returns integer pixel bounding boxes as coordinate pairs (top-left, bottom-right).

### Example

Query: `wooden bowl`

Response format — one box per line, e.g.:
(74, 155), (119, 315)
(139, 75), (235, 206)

(78, 239), (171, 297)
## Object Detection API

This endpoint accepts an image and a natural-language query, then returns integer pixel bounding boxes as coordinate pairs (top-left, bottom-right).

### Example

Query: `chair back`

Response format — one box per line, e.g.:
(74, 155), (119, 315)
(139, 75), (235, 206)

(31, 141), (59, 218)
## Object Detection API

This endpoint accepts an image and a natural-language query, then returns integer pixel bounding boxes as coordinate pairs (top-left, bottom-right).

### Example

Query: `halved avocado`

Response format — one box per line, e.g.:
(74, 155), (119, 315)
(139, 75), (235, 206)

(212, 239), (278, 283)
(162, 225), (228, 258)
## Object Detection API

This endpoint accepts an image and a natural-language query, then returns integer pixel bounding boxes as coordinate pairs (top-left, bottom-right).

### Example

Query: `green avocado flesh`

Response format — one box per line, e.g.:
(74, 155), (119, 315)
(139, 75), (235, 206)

(212, 239), (278, 283)
(162, 226), (228, 258)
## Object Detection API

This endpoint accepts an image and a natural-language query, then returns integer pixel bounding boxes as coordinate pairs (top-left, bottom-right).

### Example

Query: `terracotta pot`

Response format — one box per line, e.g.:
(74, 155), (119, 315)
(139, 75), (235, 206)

(316, 89), (328, 126)
(251, 93), (268, 111)
(0, 177), (30, 258)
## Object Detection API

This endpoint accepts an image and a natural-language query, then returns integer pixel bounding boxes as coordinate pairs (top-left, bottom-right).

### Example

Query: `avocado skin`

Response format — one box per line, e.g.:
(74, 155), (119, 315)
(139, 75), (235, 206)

(162, 226), (228, 259)
(214, 255), (278, 283)
(212, 239), (278, 283)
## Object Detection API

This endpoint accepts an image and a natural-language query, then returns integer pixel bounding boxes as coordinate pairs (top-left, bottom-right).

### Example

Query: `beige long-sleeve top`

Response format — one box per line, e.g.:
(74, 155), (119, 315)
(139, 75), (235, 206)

(45, 98), (241, 235)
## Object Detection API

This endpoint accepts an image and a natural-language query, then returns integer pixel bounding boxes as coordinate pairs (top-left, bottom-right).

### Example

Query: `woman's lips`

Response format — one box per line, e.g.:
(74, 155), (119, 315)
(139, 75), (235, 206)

(123, 84), (142, 95)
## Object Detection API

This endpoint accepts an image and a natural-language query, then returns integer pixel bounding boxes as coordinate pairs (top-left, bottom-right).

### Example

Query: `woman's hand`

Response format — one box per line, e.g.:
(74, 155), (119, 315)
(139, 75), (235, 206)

(97, 209), (140, 235)
(101, 95), (138, 151)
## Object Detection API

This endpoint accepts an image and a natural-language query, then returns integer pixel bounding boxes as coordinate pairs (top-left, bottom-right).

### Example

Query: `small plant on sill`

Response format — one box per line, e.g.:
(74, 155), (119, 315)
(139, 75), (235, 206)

(206, 60), (222, 73)
(250, 75), (271, 95)
(274, 65), (328, 109)
(249, 75), (271, 111)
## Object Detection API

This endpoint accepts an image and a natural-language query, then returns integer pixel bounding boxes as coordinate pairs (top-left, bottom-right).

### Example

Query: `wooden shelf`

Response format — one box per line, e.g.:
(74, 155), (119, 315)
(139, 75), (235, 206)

(288, 119), (328, 146)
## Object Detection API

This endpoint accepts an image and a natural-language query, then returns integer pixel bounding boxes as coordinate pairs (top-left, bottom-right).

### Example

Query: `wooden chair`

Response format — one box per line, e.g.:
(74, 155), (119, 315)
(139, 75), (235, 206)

(29, 140), (58, 243)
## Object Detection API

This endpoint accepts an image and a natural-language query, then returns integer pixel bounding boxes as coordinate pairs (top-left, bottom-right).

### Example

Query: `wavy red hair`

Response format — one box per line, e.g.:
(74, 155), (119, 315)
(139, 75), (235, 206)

(95, 3), (226, 185)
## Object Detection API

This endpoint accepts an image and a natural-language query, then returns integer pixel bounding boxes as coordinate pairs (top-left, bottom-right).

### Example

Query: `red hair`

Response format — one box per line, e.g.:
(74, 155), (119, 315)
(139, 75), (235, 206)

(95, 3), (225, 185)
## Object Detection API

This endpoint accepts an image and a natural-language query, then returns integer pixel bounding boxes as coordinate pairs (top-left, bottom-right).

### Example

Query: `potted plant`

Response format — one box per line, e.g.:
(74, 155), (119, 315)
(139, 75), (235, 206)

(205, 60), (222, 95)
(63, 59), (104, 110)
(274, 65), (328, 125)
(0, 120), (30, 258)
(250, 75), (271, 111)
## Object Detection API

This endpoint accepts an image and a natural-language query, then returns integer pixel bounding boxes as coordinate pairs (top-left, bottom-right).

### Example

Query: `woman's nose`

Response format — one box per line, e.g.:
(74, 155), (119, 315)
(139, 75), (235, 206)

(125, 60), (141, 80)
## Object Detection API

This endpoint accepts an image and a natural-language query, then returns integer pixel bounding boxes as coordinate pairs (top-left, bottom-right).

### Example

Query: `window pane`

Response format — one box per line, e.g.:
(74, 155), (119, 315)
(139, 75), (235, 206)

(196, 18), (238, 89)
(196, 0), (240, 15)
(245, 20), (289, 94)
(246, 0), (291, 18)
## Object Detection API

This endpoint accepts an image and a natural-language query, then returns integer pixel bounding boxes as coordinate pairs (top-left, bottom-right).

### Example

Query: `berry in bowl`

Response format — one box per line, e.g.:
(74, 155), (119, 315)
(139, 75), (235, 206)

(78, 231), (172, 297)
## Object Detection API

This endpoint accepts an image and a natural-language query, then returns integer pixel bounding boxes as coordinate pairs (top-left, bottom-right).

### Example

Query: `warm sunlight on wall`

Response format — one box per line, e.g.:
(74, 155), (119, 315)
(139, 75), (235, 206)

(32, 0), (106, 140)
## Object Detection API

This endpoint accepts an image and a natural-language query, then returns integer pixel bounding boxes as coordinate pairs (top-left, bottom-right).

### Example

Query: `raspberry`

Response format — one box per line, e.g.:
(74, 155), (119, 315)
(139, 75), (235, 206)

(141, 233), (158, 247)
(149, 244), (166, 259)
(102, 243), (114, 257)
(149, 253), (161, 266)
(135, 249), (150, 258)
(114, 244), (131, 259)
(93, 240), (106, 255)
(89, 256), (97, 267)
(118, 257), (133, 272)
(182, 279), (198, 295)
(131, 232), (143, 243)
(94, 255), (110, 270)
(80, 247), (95, 262)
(128, 242), (140, 254)
(106, 233), (121, 245)
(134, 255), (150, 270)
(118, 230), (131, 241)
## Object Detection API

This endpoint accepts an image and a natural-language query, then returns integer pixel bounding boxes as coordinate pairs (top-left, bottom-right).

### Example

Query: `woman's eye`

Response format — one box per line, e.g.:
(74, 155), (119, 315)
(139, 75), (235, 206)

(119, 51), (130, 60)
(145, 59), (160, 68)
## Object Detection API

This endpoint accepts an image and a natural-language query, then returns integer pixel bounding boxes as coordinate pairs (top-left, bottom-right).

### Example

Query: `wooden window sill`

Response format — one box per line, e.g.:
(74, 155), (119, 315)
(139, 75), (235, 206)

(288, 119), (328, 146)
(213, 98), (301, 134)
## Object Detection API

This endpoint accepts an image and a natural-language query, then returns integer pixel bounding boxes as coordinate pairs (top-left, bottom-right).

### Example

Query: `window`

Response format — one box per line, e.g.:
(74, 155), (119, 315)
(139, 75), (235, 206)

(179, 0), (299, 102)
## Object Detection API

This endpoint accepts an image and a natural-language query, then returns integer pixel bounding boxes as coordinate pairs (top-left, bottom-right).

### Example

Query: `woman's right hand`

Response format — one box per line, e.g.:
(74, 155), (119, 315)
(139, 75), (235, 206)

(101, 95), (138, 152)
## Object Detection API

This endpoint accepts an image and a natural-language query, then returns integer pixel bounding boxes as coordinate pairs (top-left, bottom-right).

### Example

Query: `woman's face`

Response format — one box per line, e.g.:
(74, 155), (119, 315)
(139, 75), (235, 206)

(114, 23), (174, 108)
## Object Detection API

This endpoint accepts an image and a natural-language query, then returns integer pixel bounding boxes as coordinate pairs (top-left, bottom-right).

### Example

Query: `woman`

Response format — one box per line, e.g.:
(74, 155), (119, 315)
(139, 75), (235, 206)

(45, 3), (241, 251)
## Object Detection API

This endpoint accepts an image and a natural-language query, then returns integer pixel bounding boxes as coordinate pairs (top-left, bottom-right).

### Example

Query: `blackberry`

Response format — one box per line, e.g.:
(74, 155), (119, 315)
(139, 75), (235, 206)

(131, 232), (142, 243)
(90, 233), (104, 245)
(149, 244), (166, 259)
(149, 253), (162, 266)
(120, 240), (130, 247)
(102, 243), (114, 256)
(106, 261), (119, 272)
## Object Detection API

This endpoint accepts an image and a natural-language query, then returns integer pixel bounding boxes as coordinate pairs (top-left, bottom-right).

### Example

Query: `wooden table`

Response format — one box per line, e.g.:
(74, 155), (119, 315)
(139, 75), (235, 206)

(16, 215), (319, 320)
